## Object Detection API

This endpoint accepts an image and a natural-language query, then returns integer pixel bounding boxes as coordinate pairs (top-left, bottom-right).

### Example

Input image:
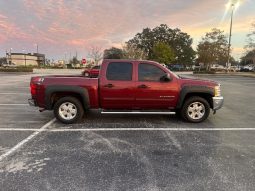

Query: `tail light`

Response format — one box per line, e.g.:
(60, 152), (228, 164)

(30, 77), (44, 95)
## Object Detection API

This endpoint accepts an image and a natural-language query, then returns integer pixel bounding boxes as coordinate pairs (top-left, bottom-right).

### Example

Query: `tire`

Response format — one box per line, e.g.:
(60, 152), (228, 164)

(54, 96), (84, 124)
(180, 96), (210, 123)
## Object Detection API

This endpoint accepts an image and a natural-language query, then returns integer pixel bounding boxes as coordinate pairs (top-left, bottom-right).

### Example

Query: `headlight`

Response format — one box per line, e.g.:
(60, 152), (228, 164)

(214, 85), (221, 97)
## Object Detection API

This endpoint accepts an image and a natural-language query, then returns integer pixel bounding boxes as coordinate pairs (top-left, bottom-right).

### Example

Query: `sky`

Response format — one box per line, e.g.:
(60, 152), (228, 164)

(0, 0), (254, 61)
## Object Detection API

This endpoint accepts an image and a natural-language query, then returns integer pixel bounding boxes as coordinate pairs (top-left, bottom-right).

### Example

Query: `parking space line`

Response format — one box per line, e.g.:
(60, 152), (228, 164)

(0, 118), (56, 162)
(0, 127), (255, 132)
(0, 104), (28, 106)
(0, 93), (30, 95)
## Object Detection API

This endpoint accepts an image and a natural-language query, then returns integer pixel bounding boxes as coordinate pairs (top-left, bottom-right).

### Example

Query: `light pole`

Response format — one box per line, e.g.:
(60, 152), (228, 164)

(22, 49), (27, 67)
(35, 43), (38, 54)
(226, 3), (235, 69)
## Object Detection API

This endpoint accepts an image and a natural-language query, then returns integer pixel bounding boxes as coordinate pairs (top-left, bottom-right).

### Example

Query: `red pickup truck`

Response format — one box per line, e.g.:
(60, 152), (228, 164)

(28, 59), (223, 124)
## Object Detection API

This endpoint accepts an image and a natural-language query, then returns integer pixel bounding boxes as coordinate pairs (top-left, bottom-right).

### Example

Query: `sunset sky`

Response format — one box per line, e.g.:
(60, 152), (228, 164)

(0, 0), (254, 61)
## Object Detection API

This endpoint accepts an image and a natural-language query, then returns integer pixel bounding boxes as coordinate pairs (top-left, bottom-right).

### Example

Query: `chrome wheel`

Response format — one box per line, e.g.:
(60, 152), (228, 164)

(187, 102), (205, 120)
(58, 102), (77, 120)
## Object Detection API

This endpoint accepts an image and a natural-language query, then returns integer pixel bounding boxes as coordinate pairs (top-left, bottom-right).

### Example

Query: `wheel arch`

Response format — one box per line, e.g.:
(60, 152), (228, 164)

(176, 86), (214, 109)
(45, 85), (90, 110)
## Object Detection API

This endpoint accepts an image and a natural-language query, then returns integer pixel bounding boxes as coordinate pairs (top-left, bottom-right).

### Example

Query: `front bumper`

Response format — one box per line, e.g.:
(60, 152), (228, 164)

(28, 98), (37, 107)
(212, 96), (224, 110)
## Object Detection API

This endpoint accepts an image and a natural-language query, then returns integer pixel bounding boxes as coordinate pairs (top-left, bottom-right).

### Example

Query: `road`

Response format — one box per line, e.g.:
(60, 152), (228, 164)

(0, 73), (254, 191)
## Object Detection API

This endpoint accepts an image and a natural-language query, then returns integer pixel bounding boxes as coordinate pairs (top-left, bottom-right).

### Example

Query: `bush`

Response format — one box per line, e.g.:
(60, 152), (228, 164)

(0, 67), (33, 72)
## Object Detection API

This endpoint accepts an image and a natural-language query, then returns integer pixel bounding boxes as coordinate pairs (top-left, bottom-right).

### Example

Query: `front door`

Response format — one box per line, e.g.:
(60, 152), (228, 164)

(100, 62), (135, 109)
(134, 63), (179, 110)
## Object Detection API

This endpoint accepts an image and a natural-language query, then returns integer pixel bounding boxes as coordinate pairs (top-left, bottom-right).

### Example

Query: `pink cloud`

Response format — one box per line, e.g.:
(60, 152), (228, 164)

(0, 13), (8, 19)
(67, 39), (87, 46)
(0, 19), (29, 40)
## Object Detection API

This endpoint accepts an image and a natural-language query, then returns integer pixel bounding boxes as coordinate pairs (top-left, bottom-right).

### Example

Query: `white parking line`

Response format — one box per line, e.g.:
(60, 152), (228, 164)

(0, 93), (30, 95)
(0, 118), (56, 162)
(0, 84), (28, 88)
(0, 127), (255, 132)
(0, 104), (28, 106)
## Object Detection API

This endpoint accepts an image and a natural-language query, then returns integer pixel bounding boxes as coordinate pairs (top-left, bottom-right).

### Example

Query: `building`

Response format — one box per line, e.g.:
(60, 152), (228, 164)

(6, 52), (45, 66)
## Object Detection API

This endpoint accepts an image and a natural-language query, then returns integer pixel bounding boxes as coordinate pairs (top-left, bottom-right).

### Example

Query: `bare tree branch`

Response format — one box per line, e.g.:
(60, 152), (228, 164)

(88, 46), (103, 65)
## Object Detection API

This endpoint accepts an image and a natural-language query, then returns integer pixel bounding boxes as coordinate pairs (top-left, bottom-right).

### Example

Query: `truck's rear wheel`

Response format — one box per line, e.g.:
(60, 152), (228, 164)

(181, 96), (210, 123)
(54, 96), (84, 124)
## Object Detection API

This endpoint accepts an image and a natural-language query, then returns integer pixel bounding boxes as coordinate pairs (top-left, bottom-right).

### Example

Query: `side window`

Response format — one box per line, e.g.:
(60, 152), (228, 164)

(106, 62), (133, 81)
(138, 63), (166, 81)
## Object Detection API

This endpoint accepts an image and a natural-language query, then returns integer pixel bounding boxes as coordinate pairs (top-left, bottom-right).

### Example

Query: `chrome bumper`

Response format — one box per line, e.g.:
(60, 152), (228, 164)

(212, 96), (224, 110)
(28, 98), (36, 106)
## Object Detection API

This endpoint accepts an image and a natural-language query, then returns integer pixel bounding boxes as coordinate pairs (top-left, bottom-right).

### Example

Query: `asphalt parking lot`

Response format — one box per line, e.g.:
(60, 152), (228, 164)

(0, 73), (255, 191)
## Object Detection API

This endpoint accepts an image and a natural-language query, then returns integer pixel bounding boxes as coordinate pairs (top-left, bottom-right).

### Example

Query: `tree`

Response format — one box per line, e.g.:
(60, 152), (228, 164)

(88, 46), (103, 65)
(122, 43), (147, 60)
(151, 42), (175, 64)
(242, 22), (255, 65)
(197, 28), (228, 70)
(0, 57), (7, 65)
(69, 56), (80, 67)
(245, 22), (255, 51)
(127, 24), (195, 65)
(103, 47), (124, 59)
(240, 49), (255, 66)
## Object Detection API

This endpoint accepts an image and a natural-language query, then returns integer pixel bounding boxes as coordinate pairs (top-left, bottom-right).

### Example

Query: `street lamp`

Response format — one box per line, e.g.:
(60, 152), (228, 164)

(226, 0), (242, 68)
(226, 3), (235, 68)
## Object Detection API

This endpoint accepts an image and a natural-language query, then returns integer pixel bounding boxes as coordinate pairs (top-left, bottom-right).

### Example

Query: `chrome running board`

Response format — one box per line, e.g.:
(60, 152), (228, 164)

(101, 111), (176, 115)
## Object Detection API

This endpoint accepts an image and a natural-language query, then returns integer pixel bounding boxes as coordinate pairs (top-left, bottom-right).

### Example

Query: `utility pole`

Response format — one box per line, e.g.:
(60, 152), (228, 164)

(9, 48), (12, 65)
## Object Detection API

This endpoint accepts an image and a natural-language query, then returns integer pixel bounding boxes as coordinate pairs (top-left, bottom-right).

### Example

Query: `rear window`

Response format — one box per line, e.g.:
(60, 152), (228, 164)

(106, 62), (132, 81)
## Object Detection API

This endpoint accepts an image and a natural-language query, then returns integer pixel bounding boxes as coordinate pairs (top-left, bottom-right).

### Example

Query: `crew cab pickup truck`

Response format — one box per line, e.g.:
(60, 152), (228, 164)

(28, 59), (223, 124)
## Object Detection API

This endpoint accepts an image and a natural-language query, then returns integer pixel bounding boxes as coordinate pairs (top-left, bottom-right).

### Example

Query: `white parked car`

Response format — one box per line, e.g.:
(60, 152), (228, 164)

(2, 63), (17, 68)
(211, 64), (226, 71)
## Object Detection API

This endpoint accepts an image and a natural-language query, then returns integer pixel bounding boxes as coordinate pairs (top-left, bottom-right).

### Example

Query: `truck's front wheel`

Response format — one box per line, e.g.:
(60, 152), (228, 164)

(54, 97), (84, 124)
(181, 96), (210, 123)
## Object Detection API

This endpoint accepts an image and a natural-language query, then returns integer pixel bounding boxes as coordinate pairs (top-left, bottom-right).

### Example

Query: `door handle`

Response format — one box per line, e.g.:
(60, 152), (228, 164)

(138, 84), (149, 88)
(104, 83), (114, 88)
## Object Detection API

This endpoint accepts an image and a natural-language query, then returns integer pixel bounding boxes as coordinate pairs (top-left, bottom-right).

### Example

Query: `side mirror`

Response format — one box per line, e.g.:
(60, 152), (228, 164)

(160, 73), (171, 82)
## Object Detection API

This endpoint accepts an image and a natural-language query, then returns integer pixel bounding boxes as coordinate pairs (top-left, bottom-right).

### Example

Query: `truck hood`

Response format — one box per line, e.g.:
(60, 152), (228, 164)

(178, 76), (219, 87)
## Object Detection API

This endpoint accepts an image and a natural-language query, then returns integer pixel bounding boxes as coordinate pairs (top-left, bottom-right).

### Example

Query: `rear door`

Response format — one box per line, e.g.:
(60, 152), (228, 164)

(99, 62), (135, 109)
(134, 62), (179, 109)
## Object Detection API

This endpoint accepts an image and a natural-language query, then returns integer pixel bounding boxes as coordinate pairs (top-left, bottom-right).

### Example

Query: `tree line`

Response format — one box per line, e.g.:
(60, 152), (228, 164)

(88, 23), (255, 70)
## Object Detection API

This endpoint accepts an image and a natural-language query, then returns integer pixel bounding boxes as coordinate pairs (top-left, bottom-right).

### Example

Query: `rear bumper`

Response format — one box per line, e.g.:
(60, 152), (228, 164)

(28, 98), (37, 107)
(212, 96), (224, 110)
